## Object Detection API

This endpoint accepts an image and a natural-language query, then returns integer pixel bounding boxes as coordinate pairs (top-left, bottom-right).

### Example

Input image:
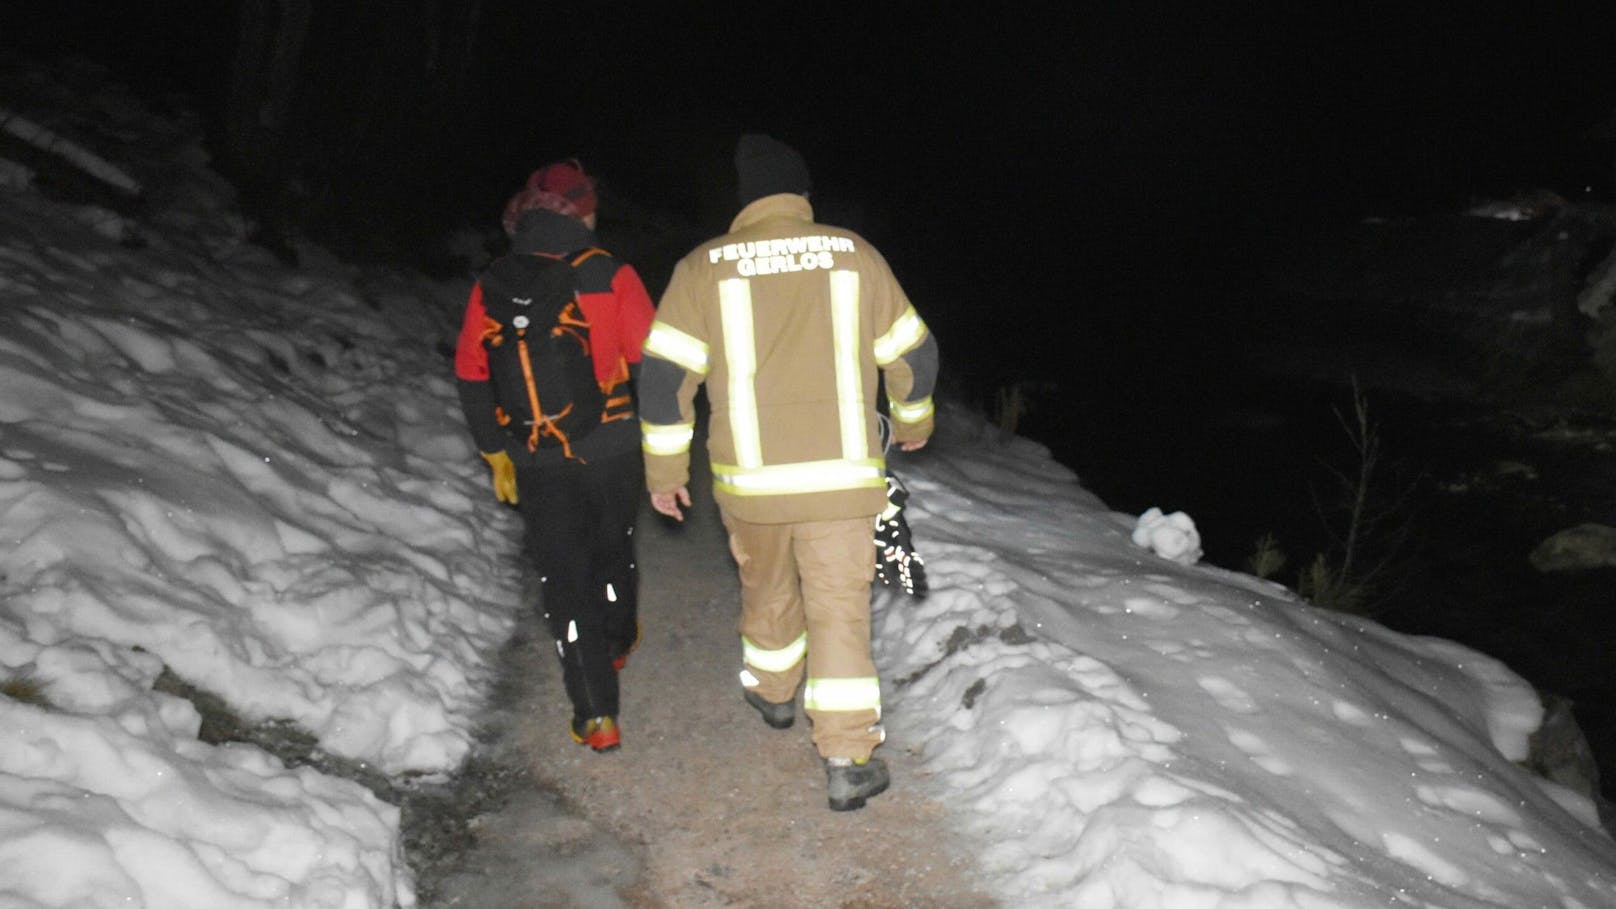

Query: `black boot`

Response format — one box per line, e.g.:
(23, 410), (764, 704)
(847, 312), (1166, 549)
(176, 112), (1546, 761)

(825, 756), (889, 811)
(743, 689), (795, 729)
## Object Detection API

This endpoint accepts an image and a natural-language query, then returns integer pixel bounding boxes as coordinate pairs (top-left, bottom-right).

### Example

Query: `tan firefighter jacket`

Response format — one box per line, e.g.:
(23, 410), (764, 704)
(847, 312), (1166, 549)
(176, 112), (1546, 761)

(639, 193), (937, 524)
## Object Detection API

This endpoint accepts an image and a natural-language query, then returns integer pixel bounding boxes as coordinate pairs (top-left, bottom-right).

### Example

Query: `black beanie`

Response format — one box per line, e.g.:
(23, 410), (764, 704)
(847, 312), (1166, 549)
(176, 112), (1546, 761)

(735, 134), (811, 206)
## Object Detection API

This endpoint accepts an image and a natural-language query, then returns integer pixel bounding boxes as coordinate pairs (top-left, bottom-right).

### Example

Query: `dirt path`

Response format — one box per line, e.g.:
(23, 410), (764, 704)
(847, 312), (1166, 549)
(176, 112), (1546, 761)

(451, 455), (995, 908)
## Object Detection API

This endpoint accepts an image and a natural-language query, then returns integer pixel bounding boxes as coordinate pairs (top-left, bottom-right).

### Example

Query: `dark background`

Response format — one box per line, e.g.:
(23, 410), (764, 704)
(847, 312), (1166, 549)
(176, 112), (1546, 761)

(5, 2), (1610, 392)
(5, 7), (1610, 257)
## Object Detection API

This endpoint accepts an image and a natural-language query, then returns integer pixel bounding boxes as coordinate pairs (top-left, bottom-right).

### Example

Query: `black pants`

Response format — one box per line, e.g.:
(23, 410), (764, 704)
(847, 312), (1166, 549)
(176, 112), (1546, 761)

(515, 449), (642, 721)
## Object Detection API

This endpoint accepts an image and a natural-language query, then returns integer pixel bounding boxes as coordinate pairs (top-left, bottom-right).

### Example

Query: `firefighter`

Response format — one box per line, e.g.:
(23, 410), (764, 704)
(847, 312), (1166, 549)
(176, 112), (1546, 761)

(640, 134), (938, 810)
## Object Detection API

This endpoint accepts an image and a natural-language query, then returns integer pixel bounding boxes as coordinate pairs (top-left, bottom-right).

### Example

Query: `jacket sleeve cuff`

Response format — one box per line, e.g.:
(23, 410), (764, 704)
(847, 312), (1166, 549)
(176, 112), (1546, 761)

(644, 454), (690, 494)
(891, 417), (934, 443)
(888, 395), (935, 442)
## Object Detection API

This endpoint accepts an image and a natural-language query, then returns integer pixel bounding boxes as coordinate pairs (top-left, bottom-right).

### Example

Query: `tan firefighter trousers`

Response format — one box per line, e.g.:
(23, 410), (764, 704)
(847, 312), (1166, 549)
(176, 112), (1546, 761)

(721, 512), (883, 761)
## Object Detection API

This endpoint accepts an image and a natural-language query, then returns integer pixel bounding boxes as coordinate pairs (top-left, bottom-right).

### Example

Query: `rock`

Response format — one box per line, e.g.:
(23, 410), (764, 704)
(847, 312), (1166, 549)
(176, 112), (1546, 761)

(1482, 460), (1539, 483)
(1465, 188), (1568, 222)
(1526, 693), (1601, 796)
(1523, 692), (1616, 838)
(1529, 523), (1616, 572)
(1577, 241), (1616, 320)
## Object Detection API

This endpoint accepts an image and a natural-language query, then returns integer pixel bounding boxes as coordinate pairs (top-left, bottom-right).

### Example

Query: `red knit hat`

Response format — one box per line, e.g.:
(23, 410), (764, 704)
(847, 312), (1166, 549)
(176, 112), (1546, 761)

(500, 159), (597, 235)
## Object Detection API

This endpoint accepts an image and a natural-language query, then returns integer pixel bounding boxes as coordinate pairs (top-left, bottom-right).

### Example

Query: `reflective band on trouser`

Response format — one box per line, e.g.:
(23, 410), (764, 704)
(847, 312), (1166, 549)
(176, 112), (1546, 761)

(804, 676), (881, 717)
(873, 305), (927, 364)
(641, 420), (694, 456)
(829, 270), (867, 460)
(712, 458), (886, 497)
(643, 322), (710, 375)
(742, 632), (807, 673)
(889, 395), (934, 424)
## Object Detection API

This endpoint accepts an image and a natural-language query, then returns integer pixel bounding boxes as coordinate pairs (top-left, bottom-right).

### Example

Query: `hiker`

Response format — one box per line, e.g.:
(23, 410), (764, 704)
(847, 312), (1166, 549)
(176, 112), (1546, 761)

(454, 159), (656, 753)
(640, 134), (939, 810)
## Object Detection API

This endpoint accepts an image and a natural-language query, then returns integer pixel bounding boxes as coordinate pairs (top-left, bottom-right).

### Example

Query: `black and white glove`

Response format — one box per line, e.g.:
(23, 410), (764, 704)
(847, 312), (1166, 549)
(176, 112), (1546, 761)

(873, 474), (927, 597)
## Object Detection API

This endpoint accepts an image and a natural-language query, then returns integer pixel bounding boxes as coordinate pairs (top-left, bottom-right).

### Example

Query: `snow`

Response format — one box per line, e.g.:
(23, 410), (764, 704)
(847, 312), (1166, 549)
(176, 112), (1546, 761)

(3, 59), (1614, 908)
(879, 425), (1616, 905)
(1130, 507), (1204, 566)
(1, 60), (516, 908)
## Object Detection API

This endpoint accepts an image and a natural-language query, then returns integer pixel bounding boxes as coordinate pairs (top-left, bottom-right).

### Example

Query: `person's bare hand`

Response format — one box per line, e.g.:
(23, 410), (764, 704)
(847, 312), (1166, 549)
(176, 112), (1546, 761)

(899, 438), (929, 452)
(650, 486), (691, 521)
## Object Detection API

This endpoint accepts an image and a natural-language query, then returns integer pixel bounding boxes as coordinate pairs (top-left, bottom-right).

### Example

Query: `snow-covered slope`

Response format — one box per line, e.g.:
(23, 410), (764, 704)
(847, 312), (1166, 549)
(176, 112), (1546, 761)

(2, 57), (515, 907)
(880, 420), (1616, 905)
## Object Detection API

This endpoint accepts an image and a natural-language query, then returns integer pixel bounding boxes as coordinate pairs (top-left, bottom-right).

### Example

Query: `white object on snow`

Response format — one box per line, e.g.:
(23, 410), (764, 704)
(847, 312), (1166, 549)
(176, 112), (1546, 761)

(1131, 506), (1203, 565)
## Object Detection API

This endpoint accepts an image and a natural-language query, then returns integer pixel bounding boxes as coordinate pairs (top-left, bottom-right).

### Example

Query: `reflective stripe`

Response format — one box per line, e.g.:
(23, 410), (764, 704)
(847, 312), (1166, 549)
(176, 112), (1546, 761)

(641, 420), (694, 456)
(719, 279), (763, 469)
(829, 270), (867, 460)
(644, 322), (710, 375)
(712, 458), (886, 497)
(804, 676), (882, 714)
(742, 633), (808, 673)
(873, 305), (927, 364)
(889, 395), (934, 424)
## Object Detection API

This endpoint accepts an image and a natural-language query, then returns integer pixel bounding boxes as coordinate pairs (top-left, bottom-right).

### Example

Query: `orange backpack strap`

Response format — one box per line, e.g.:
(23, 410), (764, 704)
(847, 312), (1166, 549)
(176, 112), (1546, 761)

(569, 247), (610, 268)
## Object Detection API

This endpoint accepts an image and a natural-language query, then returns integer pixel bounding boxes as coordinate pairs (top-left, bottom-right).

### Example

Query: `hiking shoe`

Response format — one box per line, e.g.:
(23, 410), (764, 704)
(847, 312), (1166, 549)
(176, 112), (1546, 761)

(611, 622), (642, 673)
(570, 715), (621, 752)
(743, 690), (795, 729)
(825, 756), (889, 811)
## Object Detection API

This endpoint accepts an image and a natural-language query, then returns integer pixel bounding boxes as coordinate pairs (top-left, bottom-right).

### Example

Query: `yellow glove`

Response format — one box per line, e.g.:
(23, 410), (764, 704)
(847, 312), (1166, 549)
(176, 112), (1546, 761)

(480, 451), (519, 504)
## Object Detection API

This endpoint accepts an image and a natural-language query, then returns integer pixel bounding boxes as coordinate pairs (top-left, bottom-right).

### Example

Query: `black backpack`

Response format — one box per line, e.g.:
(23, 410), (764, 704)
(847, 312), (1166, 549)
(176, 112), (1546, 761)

(475, 249), (607, 458)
